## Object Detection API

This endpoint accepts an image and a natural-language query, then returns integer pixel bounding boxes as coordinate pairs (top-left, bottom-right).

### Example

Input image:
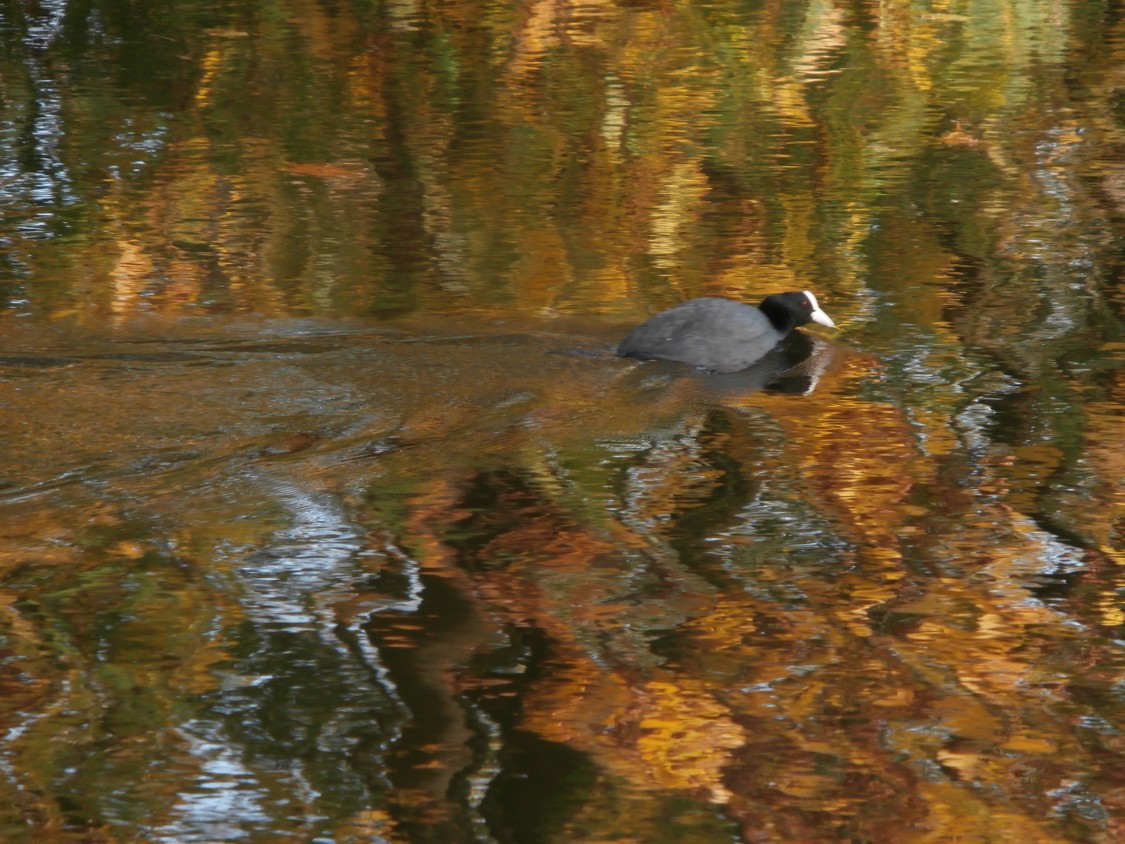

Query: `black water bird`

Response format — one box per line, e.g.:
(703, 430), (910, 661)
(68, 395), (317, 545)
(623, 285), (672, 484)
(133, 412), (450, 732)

(617, 291), (836, 374)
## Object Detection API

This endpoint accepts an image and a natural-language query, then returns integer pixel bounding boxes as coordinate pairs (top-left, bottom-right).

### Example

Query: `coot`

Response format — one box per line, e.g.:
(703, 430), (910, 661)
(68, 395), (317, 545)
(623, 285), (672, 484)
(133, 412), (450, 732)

(617, 290), (835, 374)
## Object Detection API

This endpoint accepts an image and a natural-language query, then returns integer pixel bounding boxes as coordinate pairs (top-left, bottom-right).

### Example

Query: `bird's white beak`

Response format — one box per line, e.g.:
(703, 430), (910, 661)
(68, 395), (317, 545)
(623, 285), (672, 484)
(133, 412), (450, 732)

(804, 290), (836, 329)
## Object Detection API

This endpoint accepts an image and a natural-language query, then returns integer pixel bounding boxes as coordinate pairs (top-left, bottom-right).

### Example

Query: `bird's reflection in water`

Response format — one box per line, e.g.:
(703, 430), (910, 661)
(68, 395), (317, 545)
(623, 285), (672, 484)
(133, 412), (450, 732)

(616, 330), (838, 398)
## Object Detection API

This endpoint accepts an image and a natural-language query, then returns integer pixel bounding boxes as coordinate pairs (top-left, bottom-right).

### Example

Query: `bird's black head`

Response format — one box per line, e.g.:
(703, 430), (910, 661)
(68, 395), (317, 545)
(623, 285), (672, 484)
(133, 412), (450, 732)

(759, 291), (836, 334)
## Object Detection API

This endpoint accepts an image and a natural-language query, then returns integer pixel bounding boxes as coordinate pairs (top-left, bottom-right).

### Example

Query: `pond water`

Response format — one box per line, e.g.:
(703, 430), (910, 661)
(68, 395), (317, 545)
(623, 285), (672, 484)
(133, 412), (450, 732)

(1, 1), (1123, 842)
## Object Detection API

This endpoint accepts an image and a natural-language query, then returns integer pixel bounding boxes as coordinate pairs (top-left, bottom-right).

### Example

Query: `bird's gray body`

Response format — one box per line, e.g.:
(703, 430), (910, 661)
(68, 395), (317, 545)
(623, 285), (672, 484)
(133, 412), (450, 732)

(617, 297), (786, 373)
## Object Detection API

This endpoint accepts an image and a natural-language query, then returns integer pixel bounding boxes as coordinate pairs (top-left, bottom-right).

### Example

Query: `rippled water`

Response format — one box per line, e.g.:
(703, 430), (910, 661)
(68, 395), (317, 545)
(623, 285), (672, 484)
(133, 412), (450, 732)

(1, 1), (1123, 842)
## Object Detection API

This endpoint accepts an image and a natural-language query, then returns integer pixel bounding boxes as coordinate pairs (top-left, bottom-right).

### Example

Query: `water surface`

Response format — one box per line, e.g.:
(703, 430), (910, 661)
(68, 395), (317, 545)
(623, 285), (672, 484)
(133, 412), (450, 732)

(1, 1), (1123, 842)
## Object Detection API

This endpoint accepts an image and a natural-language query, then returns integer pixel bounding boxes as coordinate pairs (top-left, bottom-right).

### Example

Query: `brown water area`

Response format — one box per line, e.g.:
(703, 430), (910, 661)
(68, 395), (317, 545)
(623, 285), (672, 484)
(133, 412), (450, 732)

(1, 1), (1123, 842)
